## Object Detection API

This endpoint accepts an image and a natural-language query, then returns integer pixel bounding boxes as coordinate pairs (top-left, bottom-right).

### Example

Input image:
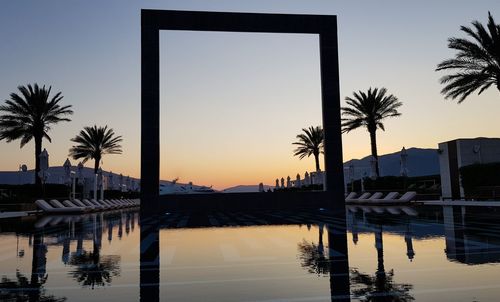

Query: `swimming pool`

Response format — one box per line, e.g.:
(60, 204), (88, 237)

(1, 205), (500, 301)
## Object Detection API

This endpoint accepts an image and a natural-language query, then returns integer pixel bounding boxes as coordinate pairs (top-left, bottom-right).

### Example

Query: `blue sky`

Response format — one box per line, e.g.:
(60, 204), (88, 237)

(1, 1), (499, 188)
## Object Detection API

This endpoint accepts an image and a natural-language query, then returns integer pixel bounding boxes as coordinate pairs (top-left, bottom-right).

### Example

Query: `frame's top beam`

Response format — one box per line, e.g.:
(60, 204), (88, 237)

(141, 9), (336, 34)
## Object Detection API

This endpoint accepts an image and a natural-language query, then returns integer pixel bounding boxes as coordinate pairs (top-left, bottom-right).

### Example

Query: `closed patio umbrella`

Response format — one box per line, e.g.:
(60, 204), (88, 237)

(63, 158), (71, 185)
(38, 149), (49, 184)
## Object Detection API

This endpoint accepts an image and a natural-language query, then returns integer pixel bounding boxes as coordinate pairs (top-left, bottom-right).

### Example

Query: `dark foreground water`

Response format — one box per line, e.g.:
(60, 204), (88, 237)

(1, 205), (500, 301)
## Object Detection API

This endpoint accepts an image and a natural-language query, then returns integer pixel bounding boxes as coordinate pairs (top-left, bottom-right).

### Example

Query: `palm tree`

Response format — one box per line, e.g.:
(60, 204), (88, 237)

(293, 126), (324, 172)
(436, 12), (500, 102)
(68, 125), (122, 173)
(0, 84), (73, 185)
(341, 88), (402, 177)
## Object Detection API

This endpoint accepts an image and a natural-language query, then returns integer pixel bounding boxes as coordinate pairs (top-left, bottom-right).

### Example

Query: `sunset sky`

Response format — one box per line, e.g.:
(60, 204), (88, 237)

(1, 0), (499, 190)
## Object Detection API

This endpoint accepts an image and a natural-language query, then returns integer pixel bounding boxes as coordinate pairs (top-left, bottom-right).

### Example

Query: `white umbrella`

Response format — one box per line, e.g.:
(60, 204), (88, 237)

(63, 158), (71, 185)
(108, 172), (114, 190)
(77, 162), (84, 185)
(400, 147), (409, 177)
(295, 174), (301, 188)
(348, 163), (355, 191)
(126, 176), (131, 190)
(119, 174), (124, 191)
(369, 156), (377, 180)
(38, 149), (49, 183)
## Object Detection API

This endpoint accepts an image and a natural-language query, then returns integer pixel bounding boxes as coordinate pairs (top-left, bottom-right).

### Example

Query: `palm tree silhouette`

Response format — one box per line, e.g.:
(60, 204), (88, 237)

(350, 228), (414, 301)
(0, 84), (73, 185)
(297, 225), (414, 301)
(68, 125), (122, 173)
(293, 126), (324, 172)
(436, 12), (500, 103)
(341, 88), (402, 177)
(0, 271), (66, 302)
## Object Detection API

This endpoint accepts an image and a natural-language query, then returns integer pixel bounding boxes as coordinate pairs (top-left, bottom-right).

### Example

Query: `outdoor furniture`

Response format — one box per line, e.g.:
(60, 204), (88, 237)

(35, 199), (85, 213)
(345, 192), (358, 201)
(62, 200), (92, 212)
(368, 192), (383, 200)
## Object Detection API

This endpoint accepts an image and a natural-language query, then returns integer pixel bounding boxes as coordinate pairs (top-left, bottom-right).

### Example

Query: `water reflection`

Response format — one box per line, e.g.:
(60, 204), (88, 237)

(3, 204), (500, 301)
(444, 205), (500, 264)
(0, 210), (138, 300)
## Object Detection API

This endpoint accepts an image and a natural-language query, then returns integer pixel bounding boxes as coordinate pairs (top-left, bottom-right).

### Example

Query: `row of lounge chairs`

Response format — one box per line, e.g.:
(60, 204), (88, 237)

(345, 191), (417, 204)
(35, 198), (140, 214)
(346, 205), (418, 216)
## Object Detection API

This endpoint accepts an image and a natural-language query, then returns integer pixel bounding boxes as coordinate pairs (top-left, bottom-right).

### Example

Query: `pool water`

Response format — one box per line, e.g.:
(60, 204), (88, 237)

(1, 205), (500, 301)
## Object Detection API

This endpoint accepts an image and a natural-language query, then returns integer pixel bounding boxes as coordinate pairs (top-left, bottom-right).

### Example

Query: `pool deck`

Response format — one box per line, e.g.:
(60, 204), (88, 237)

(422, 200), (500, 207)
(0, 211), (29, 219)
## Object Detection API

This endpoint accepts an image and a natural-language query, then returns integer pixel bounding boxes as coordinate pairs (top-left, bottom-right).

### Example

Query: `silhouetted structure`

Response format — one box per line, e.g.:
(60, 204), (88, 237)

(140, 9), (344, 213)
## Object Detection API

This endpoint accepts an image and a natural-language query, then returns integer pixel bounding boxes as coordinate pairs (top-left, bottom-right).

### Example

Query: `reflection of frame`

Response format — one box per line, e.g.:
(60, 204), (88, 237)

(141, 10), (344, 212)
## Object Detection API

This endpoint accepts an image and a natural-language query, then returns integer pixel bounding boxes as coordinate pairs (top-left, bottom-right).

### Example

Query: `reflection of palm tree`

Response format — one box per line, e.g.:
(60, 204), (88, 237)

(0, 233), (66, 301)
(350, 228), (414, 302)
(69, 219), (120, 289)
(350, 269), (413, 302)
(297, 226), (414, 301)
(68, 247), (121, 289)
(297, 223), (328, 275)
(0, 271), (66, 302)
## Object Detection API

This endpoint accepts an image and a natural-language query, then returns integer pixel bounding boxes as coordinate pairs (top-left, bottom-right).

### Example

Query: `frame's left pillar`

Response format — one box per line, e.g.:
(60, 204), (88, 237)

(140, 10), (160, 301)
(141, 10), (160, 217)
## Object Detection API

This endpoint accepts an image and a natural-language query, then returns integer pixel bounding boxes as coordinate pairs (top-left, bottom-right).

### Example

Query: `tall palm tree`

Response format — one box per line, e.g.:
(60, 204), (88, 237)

(293, 126), (324, 172)
(0, 84), (73, 186)
(341, 88), (402, 177)
(68, 125), (122, 173)
(436, 12), (500, 102)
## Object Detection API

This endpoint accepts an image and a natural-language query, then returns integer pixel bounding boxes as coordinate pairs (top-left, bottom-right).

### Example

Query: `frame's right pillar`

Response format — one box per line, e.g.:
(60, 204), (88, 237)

(319, 16), (345, 210)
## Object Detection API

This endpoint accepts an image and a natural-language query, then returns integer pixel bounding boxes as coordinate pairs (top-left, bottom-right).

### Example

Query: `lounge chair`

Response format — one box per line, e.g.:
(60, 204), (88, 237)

(371, 206), (385, 214)
(368, 192), (383, 200)
(369, 192), (399, 203)
(98, 199), (116, 209)
(400, 206), (418, 216)
(348, 192), (372, 203)
(71, 199), (94, 210)
(346, 205), (358, 213)
(113, 199), (127, 208)
(105, 199), (121, 209)
(345, 192), (358, 202)
(396, 191), (417, 202)
(79, 199), (102, 210)
(63, 200), (92, 212)
(372, 191), (417, 203)
(35, 199), (85, 214)
(384, 191), (417, 203)
(386, 206), (402, 215)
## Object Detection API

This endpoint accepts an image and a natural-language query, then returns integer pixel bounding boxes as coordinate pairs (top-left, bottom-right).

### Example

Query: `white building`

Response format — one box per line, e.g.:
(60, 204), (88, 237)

(438, 137), (500, 199)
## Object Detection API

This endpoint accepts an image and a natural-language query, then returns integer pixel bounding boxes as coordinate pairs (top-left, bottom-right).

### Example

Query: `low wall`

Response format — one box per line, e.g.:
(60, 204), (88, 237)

(157, 191), (342, 212)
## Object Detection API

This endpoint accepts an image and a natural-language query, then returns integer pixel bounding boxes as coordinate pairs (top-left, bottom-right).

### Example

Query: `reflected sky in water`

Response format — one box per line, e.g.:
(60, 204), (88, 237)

(1, 206), (500, 301)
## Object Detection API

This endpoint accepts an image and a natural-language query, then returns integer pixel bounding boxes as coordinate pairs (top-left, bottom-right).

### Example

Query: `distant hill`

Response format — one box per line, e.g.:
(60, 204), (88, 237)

(223, 184), (273, 193)
(344, 147), (439, 179)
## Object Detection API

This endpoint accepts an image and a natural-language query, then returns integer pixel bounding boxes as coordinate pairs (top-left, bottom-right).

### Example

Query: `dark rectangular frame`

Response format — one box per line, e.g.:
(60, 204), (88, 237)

(141, 9), (344, 214)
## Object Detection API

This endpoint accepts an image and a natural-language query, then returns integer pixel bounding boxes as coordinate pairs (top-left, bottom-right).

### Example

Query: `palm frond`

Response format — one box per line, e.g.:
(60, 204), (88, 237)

(436, 12), (500, 101)
(0, 83), (72, 148)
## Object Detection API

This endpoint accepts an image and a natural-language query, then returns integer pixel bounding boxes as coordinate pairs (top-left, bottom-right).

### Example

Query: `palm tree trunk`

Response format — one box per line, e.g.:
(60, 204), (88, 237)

(369, 129), (380, 177)
(314, 152), (320, 172)
(94, 157), (100, 174)
(34, 136), (42, 186)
